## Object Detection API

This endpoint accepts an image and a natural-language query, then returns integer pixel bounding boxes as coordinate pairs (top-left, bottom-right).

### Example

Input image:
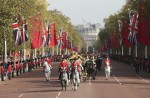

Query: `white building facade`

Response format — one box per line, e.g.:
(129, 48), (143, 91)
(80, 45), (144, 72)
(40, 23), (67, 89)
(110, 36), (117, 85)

(75, 23), (100, 52)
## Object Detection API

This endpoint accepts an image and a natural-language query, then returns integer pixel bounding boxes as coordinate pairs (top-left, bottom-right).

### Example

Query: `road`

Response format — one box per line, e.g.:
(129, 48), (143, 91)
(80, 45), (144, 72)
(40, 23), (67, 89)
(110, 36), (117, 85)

(0, 60), (150, 98)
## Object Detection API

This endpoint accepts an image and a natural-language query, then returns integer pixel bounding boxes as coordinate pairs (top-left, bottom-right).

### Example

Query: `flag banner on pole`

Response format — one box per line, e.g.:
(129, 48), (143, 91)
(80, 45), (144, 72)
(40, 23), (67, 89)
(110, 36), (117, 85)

(31, 30), (42, 49)
(12, 20), (22, 45)
(29, 14), (42, 49)
(49, 23), (57, 47)
(67, 40), (71, 49)
(112, 31), (119, 49)
(121, 18), (132, 47)
(12, 15), (29, 45)
(128, 10), (139, 45)
(138, 14), (150, 46)
(22, 20), (28, 42)
(61, 31), (67, 49)
(107, 35), (112, 49)
(57, 29), (63, 48)
(42, 33), (47, 47)
(45, 22), (50, 45)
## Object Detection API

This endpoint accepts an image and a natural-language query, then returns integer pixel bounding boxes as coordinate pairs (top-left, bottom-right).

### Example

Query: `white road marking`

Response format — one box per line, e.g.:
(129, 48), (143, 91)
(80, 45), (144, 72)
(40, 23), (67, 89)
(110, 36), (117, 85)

(56, 92), (61, 98)
(113, 75), (122, 85)
(136, 75), (150, 83)
(0, 93), (19, 97)
(18, 94), (23, 97)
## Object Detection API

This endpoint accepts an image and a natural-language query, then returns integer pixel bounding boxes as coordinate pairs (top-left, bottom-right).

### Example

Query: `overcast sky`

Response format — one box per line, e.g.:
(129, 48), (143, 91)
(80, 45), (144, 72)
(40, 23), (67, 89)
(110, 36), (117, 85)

(47, 0), (126, 27)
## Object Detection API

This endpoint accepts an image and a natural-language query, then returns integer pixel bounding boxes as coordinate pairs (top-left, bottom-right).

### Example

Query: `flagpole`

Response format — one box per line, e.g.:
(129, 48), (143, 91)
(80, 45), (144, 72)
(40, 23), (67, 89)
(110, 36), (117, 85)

(52, 46), (54, 56)
(129, 47), (131, 56)
(60, 48), (61, 55)
(122, 46), (124, 56)
(24, 46), (26, 61)
(65, 48), (67, 55)
(42, 47), (45, 57)
(135, 44), (137, 57)
(57, 46), (58, 55)
(34, 49), (37, 58)
(145, 45), (147, 58)
(4, 39), (7, 65)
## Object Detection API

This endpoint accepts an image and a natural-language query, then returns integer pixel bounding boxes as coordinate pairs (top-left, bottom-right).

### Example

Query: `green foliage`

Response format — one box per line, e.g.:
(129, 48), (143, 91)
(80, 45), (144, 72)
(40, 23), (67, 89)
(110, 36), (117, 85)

(0, 0), (86, 54)
(0, 0), (47, 52)
(98, 0), (150, 48)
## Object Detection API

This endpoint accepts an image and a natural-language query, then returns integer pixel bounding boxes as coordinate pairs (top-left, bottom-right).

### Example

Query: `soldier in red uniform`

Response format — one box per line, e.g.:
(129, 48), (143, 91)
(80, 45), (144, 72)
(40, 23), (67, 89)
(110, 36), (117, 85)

(71, 58), (82, 72)
(104, 57), (111, 66)
(58, 58), (69, 79)
(11, 61), (15, 77)
(28, 59), (31, 72)
(47, 57), (51, 65)
(0, 63), (5, 81)
(16, 61), (19, 76)
(22, 60), (26, 73)
(7, 62), (12, 80)
(19, 61), (23, 75)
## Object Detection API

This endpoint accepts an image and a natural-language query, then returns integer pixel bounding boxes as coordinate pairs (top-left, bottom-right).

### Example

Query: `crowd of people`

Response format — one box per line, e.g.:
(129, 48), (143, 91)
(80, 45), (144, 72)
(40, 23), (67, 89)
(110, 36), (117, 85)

(111, 54), (150, 74)
(0, 52), (114, 84)
(54, 53), (104, 91)
(0, 57), (46, 81)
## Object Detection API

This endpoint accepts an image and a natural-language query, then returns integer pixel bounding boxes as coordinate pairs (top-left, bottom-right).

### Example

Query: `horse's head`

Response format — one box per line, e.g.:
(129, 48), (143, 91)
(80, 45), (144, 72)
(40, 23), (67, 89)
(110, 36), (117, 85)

(61, 70), (68, 79)
(73, 64), (78, 74)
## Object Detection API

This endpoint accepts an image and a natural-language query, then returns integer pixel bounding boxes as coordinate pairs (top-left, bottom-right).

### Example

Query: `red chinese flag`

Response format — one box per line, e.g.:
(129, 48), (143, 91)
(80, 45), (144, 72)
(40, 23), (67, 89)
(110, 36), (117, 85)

(31, 31), (42, 49)
(138, 15), (150, 46)
(30, 20), (42, 49)
(112, 32), (119, 49)
(61, 32), (67, 49)
(49, 23), (57, 47)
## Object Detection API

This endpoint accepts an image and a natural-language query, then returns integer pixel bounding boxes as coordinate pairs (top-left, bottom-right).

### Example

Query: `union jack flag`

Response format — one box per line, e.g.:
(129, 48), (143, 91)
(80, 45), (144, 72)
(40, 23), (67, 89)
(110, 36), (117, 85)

(22, 20), (28, 42)
(45, 22), (50, 45)
(42, 33), (47, 47)
(128, 10), (139, 44)
(12, 21), (22, 45)
(57, 29), (63, 48)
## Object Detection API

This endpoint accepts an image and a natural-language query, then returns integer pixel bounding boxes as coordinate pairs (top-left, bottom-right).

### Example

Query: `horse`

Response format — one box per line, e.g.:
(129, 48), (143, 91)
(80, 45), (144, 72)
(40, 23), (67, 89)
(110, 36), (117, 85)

(105, 62), (111, 79)
(43, 61), (52, 81)
(71, 64), (80, 91)
(86, 60), (96, 80)
(91, 63), (97, 80)
(60, 69), (68, 91)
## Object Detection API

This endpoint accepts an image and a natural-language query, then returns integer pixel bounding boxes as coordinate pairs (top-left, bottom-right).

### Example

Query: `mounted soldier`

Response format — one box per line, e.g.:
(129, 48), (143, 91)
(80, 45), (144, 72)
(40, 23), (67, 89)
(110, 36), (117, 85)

(85, 57), (95, 80)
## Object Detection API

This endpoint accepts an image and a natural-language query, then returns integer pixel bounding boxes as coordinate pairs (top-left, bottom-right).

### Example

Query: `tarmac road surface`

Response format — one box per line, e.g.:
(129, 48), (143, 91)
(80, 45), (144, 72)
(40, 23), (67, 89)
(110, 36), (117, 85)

(0, 60), (150, 98)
